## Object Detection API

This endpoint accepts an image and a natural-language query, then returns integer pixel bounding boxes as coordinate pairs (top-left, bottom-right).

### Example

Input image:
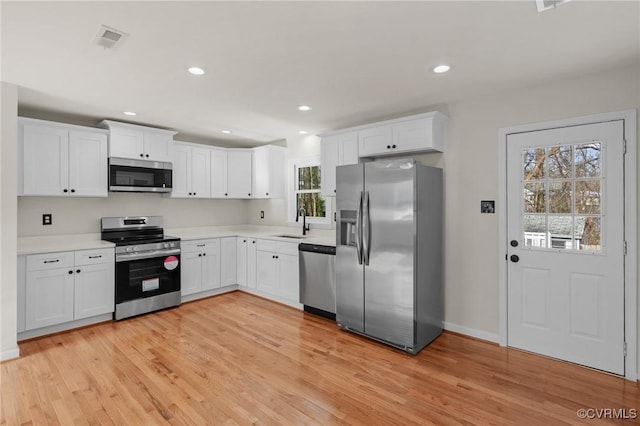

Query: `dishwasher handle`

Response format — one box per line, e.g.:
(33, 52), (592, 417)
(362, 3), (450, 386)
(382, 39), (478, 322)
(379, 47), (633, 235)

(298, 243), (336, 255)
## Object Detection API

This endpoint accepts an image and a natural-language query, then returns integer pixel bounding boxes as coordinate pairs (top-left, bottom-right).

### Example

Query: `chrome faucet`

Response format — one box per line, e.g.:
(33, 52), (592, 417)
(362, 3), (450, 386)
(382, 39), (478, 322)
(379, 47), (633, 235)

(296, 206), (310, 236)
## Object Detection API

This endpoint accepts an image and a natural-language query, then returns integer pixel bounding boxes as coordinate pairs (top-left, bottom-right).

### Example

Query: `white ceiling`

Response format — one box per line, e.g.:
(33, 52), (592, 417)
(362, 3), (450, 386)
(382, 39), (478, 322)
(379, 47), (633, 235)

(2, 1), (639, 146)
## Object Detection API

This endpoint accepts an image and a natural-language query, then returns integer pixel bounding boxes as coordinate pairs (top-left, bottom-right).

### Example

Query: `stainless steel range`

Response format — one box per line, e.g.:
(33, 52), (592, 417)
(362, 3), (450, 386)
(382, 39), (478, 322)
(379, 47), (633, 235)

(101, 216), (181, 320)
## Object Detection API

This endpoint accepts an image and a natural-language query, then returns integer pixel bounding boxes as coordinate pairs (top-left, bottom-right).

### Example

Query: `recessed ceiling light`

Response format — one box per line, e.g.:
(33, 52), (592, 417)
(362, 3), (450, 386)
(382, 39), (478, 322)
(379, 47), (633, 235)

(123, 111), (136, 116)
(221, 130), (232, 134)
(188, 67), (205, 75)
(433, 65), (450, 74)
(297, 105), (312, 111)
(299, 130), (308, 135)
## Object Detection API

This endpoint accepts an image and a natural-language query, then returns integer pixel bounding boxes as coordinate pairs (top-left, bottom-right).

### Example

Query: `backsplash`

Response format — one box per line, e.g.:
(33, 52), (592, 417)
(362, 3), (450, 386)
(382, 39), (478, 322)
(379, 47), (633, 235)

(17, 193), (249, 236)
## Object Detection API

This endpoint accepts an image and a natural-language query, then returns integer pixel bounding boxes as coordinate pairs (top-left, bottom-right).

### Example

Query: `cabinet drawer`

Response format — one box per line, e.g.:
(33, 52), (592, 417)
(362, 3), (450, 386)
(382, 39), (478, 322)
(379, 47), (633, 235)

(257, 239), (278, 253)
(27, 252), (74, 271)
(182, 239), (218, 253)
(276, 242), (299, 256)
(75, 248), (114, 266)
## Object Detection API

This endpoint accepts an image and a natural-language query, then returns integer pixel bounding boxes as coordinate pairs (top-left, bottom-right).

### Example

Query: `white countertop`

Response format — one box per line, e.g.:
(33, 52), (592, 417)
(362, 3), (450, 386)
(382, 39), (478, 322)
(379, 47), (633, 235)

(18, 226), (336, 255)
(18, 233), (115, 255)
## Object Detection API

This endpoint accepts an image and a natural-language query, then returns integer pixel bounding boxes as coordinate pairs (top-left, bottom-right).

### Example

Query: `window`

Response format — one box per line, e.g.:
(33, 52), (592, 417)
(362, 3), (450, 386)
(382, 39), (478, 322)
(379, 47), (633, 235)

(288, 157), (331, 226)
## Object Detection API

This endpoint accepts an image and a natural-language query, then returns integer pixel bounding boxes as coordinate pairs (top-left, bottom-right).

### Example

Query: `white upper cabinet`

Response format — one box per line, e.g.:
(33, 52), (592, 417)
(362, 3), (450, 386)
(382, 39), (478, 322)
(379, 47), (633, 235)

(320, 131), (358, 196)
(210, 148), (228, 198)
(100, 120), (176, 162)
(171, 141), (211, 198)
(226, 150), (253, 198)
(357, 112), (447, 157)
(252, 145), (286, 198)
(19, 118), (108, 197)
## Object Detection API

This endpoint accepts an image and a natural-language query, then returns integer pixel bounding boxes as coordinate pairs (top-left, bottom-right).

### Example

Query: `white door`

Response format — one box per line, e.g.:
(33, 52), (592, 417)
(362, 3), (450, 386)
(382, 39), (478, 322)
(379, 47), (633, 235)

(247, 239), (257, 289)
(227, 150), (253, 198)
(172, 144), (191, 198)
(190, 147), (211, 198)
(210, 149), (228, 198)
(202, 240), (221, 291)
(109, 127), (144, 160)
(220, 237), (237, 286)
(252, 147), (270, 198)
(180, 251), (203, 296)
(74, 262), (114, 320)
(237, 238), (248, 287)
(320, 136), (339, 196)
(143, 131), (172, 162)
(507, 121), (625, 375)
(277, 254), (299, 302)
(21, 123), (69, 196)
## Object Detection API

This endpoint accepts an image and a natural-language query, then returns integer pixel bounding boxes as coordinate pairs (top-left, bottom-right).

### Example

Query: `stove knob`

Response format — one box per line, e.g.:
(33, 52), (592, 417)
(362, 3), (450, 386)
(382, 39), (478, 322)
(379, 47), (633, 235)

(164, 243), (169, 249)
(126, 247), (133, 252)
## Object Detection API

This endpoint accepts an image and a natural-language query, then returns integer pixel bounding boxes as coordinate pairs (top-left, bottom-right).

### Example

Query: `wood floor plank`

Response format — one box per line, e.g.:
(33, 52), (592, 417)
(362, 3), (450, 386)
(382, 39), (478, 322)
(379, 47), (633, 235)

(2, 291), (639, 425)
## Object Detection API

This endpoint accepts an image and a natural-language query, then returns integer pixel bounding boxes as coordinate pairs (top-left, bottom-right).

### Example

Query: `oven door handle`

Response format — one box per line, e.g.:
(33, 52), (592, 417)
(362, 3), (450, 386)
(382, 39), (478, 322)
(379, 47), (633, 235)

(115, 248), (181, 262)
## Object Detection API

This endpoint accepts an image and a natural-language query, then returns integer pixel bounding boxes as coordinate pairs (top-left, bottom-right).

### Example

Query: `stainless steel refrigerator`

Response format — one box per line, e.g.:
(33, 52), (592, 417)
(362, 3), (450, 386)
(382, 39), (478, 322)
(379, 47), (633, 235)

(336, 159), (443, 354)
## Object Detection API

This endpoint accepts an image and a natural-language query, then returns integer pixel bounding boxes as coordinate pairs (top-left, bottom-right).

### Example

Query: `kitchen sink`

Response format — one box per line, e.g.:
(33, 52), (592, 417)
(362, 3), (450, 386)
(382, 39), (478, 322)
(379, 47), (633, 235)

(273, 234), (307, 239)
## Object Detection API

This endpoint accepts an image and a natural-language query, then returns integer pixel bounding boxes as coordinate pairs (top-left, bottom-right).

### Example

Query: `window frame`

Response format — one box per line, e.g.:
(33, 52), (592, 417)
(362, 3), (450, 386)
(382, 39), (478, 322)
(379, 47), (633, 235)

(287, 157), (332, 228)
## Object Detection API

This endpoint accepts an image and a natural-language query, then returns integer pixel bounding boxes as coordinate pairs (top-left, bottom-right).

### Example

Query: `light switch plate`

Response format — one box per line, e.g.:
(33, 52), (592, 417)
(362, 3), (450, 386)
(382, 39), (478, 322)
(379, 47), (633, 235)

(481, 201), (495, 214)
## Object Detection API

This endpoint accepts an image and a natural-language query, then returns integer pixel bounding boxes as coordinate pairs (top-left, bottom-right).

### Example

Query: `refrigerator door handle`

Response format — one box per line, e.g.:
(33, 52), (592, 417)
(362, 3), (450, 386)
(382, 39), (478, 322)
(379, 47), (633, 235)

(355, 191), (363, 265)
(362, 191), (371, 265)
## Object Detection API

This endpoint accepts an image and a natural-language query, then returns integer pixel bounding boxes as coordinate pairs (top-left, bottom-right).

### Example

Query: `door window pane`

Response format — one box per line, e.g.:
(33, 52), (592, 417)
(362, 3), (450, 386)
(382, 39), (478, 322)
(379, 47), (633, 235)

(548, 215), (575, 250)
(576, 216), (601, 251)
(523, 215), (547, 248)
(575, 143), (601, 178)
(524, 183), (545, 213)
(548, 182), (572, 213)
(575, 180), (601, 214)
(546, 145), (573, 179)
(523, 148), (546, 180)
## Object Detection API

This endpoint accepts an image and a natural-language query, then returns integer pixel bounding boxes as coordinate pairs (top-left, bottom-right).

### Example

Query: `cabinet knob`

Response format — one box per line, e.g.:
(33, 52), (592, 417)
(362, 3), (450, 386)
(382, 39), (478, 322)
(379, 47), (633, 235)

(193, 192), (196, 196)
(70, 189), (75, 193)
(76, 269), (81, 273)
(392, 144), (396, 149)
(266, 192), (269, 196)
(225, 193), (228, 196)
(387, 145), (391, 149)
(248, 193), (251, 196)
(202, 253), (206, 257)
(140, 153), (144, 157)
(145, 154), (149, 158)
(188, 192), (192, 196)
(243, 239), (247, 243)
(68, 270), (73, 275)
(252, 240), (255, 244)
(198, 253), (202, 257)
(63, 189), (68, 193)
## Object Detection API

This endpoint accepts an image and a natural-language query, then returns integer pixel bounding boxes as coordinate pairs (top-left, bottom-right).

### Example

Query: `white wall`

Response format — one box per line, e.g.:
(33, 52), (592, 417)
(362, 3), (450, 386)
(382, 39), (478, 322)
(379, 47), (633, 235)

(1, 82), (19, 360)
(18, 195), (249, 236)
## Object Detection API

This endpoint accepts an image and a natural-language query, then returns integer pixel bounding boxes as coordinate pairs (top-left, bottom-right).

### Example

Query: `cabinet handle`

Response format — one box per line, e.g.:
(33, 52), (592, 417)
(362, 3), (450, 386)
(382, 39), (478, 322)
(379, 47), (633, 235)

(63, 189), (68, 193)
(88, 255), (102, 259)
(68, 270), (73, 275)
(76, 269), (81, 273)
(196, 244), (205, 247)
(44, 259), (59, 264)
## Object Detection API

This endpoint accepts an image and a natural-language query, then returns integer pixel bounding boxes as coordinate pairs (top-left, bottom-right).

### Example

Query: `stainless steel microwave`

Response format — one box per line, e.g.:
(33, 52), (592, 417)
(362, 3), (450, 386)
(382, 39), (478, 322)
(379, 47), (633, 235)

(109, 157), (172, 193)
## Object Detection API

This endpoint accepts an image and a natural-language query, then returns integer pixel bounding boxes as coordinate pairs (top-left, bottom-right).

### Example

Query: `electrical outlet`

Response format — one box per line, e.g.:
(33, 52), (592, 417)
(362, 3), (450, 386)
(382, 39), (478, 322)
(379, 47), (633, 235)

(260, 211), (264, 219)
(42, 213), (52, 225)
(481, 200), (495, 214)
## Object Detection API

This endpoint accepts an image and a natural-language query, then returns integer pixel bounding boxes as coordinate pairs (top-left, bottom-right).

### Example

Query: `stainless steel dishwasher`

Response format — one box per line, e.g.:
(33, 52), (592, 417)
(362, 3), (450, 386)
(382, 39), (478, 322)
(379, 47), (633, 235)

(299, 243), (336, 320)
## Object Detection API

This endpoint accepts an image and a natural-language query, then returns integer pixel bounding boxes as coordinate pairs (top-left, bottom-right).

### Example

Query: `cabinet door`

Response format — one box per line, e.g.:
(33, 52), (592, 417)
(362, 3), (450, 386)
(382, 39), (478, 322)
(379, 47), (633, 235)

(392, 117), (439, 154)
(201, 240), (221, 291)
(74, 262), (114, 320)
(190, 147), (211, 198)
(25, 268), (74, 330)
(358, 125), (393, 157)
(278, 254), (299, 302)
(320, 136), (339, 196)
(181, 251), (203, 296)
(68, 131), (108, 197)
(210, 149), (228, 198)
(339, 132), (359, 165)
(256, 251), (278, 295)
(143, 131), (172, 162)
(109, 127), (145, 159)
(21, 123), (69, 196)
(227, 151), (253, 198)
(252, 148), (270, 198)
(237, 237), (248, 287)
(247, 239), (257, 289)
(220, 237), (237, 286)
(171, 144), (191, 198)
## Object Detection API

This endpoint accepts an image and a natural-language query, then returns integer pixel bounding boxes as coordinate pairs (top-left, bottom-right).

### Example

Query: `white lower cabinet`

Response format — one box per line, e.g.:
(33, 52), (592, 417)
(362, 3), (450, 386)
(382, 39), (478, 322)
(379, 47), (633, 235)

(181, 239), (221, 296)
(24, 248), (114, 331)
(237, 237), (258, 289)
(220, 237), (237, 286)
(256, 240), (299, 303)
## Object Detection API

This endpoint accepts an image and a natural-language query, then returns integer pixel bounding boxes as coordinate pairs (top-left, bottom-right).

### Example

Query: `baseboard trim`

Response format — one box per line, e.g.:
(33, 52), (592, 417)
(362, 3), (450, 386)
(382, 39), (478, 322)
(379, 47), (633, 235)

(0, 347), (20, 362)
(443, 322), (499, 343)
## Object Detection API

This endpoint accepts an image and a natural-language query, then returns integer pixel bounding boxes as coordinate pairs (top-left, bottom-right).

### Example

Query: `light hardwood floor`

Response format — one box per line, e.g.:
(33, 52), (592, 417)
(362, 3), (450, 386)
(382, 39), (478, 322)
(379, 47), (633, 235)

(2, 291), (639, 425)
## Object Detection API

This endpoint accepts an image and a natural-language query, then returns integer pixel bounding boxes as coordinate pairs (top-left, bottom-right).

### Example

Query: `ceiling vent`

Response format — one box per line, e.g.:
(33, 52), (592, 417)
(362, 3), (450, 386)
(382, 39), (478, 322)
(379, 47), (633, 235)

(94, 25), (129, 50)
(536, 0), (571, 12)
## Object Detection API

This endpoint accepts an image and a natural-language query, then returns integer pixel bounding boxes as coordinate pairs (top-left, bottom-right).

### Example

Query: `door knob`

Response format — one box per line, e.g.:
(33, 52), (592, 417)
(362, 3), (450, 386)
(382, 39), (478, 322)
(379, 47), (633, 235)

(510, 255), (519, 263)
(510, 240), (518, 247)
